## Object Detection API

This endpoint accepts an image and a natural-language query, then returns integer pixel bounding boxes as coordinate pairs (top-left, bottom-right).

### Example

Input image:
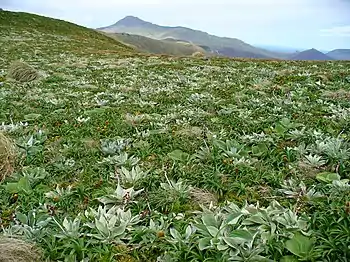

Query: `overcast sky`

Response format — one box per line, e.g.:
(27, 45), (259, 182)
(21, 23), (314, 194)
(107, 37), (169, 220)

(2, 0), (350, 51)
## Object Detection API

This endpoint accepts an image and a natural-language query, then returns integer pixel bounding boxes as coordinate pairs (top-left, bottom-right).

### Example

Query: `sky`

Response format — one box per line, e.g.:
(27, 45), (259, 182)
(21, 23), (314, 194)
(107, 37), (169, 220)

(1, 0), (350, 51)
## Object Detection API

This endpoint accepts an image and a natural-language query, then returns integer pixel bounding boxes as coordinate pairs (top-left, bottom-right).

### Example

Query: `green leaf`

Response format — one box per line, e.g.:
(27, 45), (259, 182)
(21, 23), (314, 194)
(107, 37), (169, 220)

(198, 237), (212, 250)
(202, 213), (218, 228)
(4, 182), (19, 193)
(113, 223), (127, 237)
(217, 243), (229, 251)
(251, 144), (268, 157)
(95, 216), (109, 236)
(316, 172), (340, 183)
(281, 256), (299, 262)
(16, 213), (28, 224)
(185, 225), (192, 239)
(226, 213), (243, 225)
(170, 227), (182, 240)
(242, 214), (267, 225)
(17, 177), (31, 192)
(207, 226), (219, 237)
(222, 237), (239, 248)
(275, 124), (286, 135)
(227, 229), (254, 244)
(4, 177), (31, 193)
(24, 113), (42, 121)
(285, 233), (314, 258)
(168, 150), (190, 162)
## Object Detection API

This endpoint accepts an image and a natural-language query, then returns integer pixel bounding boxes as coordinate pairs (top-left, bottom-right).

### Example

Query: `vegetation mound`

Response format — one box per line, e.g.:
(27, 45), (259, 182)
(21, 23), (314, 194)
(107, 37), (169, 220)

(0, 132), (16, 182)
(0, 237), (42, 262)
(7, 61), (39, 82)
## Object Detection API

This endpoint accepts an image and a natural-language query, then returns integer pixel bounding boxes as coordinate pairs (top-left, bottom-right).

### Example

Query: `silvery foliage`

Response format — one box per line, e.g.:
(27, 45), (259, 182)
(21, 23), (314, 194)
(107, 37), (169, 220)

(3, 209), (52, 240)
(100, 137), (132, 156)
(113, 165), (149, 186)
(84, 205), (140, 243)
(192, 200), (309, 261)
(278, 178), (324, 200)
(97, 182), (144, 208)
(99, 152), (140, 167)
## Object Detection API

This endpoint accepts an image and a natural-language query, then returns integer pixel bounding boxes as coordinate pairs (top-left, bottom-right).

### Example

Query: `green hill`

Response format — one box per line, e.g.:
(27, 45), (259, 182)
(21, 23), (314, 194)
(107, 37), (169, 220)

(0, 10), (133, 67)
(103, 32), (207, 56)
(98, 16), (286, 59)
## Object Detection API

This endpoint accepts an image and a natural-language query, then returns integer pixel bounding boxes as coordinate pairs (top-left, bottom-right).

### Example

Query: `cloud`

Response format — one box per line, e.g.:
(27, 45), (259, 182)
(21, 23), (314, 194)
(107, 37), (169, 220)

(320, 26), (350, 37)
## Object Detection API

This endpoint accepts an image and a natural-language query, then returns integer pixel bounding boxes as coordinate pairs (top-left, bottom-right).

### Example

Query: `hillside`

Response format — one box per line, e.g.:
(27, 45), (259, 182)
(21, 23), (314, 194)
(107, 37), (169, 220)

(0, 10), (133, 67)
(98, 16), (285, 59)
(327, 49), (350, 60)
(1, 10), (350, 262)
(290, 48), (333, 61)
(103, 32), (207, 56)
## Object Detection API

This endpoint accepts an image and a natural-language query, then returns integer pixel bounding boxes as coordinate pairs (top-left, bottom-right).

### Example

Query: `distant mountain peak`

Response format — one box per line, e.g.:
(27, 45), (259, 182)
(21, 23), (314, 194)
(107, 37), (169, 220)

(115, 16), (148, 27)
(290, 48), (333, 61)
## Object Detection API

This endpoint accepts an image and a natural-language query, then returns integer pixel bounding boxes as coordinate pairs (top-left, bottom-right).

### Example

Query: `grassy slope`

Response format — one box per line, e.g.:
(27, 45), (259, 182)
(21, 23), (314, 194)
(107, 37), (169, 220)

(0, 10), (134, 68)
(1, 10), (350, 261)
(99, 21), (285, 59)
(102, 32), (206, 56)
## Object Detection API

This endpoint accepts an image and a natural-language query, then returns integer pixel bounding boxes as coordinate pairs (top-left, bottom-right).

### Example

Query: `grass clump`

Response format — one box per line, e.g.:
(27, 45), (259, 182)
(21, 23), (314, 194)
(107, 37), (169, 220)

(0, 237), (42, 262)
(0, 132), (16, 182)
(192, 51), (205, 58)
(7, 61), (39, 82)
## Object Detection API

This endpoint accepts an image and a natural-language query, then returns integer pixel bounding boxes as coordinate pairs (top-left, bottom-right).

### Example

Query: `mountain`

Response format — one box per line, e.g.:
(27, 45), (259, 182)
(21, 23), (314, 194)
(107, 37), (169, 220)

(289, 48), (333, 61)
(327, 49), (350, 60)
(102, 32), (207, 56)
(98, 16), (286, 59)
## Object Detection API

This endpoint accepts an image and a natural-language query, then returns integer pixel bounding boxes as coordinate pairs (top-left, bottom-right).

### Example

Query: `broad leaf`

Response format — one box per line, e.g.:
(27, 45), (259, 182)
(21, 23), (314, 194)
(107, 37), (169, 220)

(185, 225), (193, 239)
(113, 223), (127, 237)
(198, 237), (212, 250)
(207, 226), (219, 237)
(168, 150), (190, 162)
(228, 229), (254, 244)
(285, 233), (314, 258)
(16, 213), (28, 224)
(316, 172), (340, 184)
(170, 227), (182, 240)
(17, 177), (31, 192)
(226, 213), (243, 225)
(281, 256), (299, 262)
(202, 213), (218, 228)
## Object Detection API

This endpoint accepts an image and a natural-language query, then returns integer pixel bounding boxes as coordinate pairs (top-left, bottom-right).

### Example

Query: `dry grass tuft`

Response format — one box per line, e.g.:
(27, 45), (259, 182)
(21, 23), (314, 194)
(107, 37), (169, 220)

(323, 89), (350, 100)
(190, 187), (218, 207)
(192, 51), (205, 58)
(7, 61), (39, 82)
(0, 132), (16, 183)
(0, 237), (42, 262)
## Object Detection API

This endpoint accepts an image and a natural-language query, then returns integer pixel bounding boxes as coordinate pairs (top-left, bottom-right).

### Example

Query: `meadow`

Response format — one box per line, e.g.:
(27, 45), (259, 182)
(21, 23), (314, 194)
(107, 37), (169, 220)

(1, 11), (350, 262)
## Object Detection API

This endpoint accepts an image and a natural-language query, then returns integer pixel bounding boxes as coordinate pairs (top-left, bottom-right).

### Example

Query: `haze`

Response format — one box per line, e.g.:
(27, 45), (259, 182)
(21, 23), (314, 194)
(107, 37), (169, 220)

(2, 0), (350, 51)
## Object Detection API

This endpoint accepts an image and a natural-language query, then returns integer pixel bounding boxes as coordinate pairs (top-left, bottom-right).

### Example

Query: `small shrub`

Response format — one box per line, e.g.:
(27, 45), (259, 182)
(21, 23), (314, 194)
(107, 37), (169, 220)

(0, 237), (42, 262)
(0, 132), (16, 182)
(7, 61), (39, 82)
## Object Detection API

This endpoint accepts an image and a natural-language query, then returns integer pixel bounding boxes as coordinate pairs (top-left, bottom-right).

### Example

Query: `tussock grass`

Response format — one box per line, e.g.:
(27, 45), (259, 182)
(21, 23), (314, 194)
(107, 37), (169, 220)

(190, 187), (218, 206)
(0, 237), (42, 262)
(323, 89), (350, 100)
(7, 61), (39, 82)
(0, 132), (16, 182)
(192, 51), (205, 58)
